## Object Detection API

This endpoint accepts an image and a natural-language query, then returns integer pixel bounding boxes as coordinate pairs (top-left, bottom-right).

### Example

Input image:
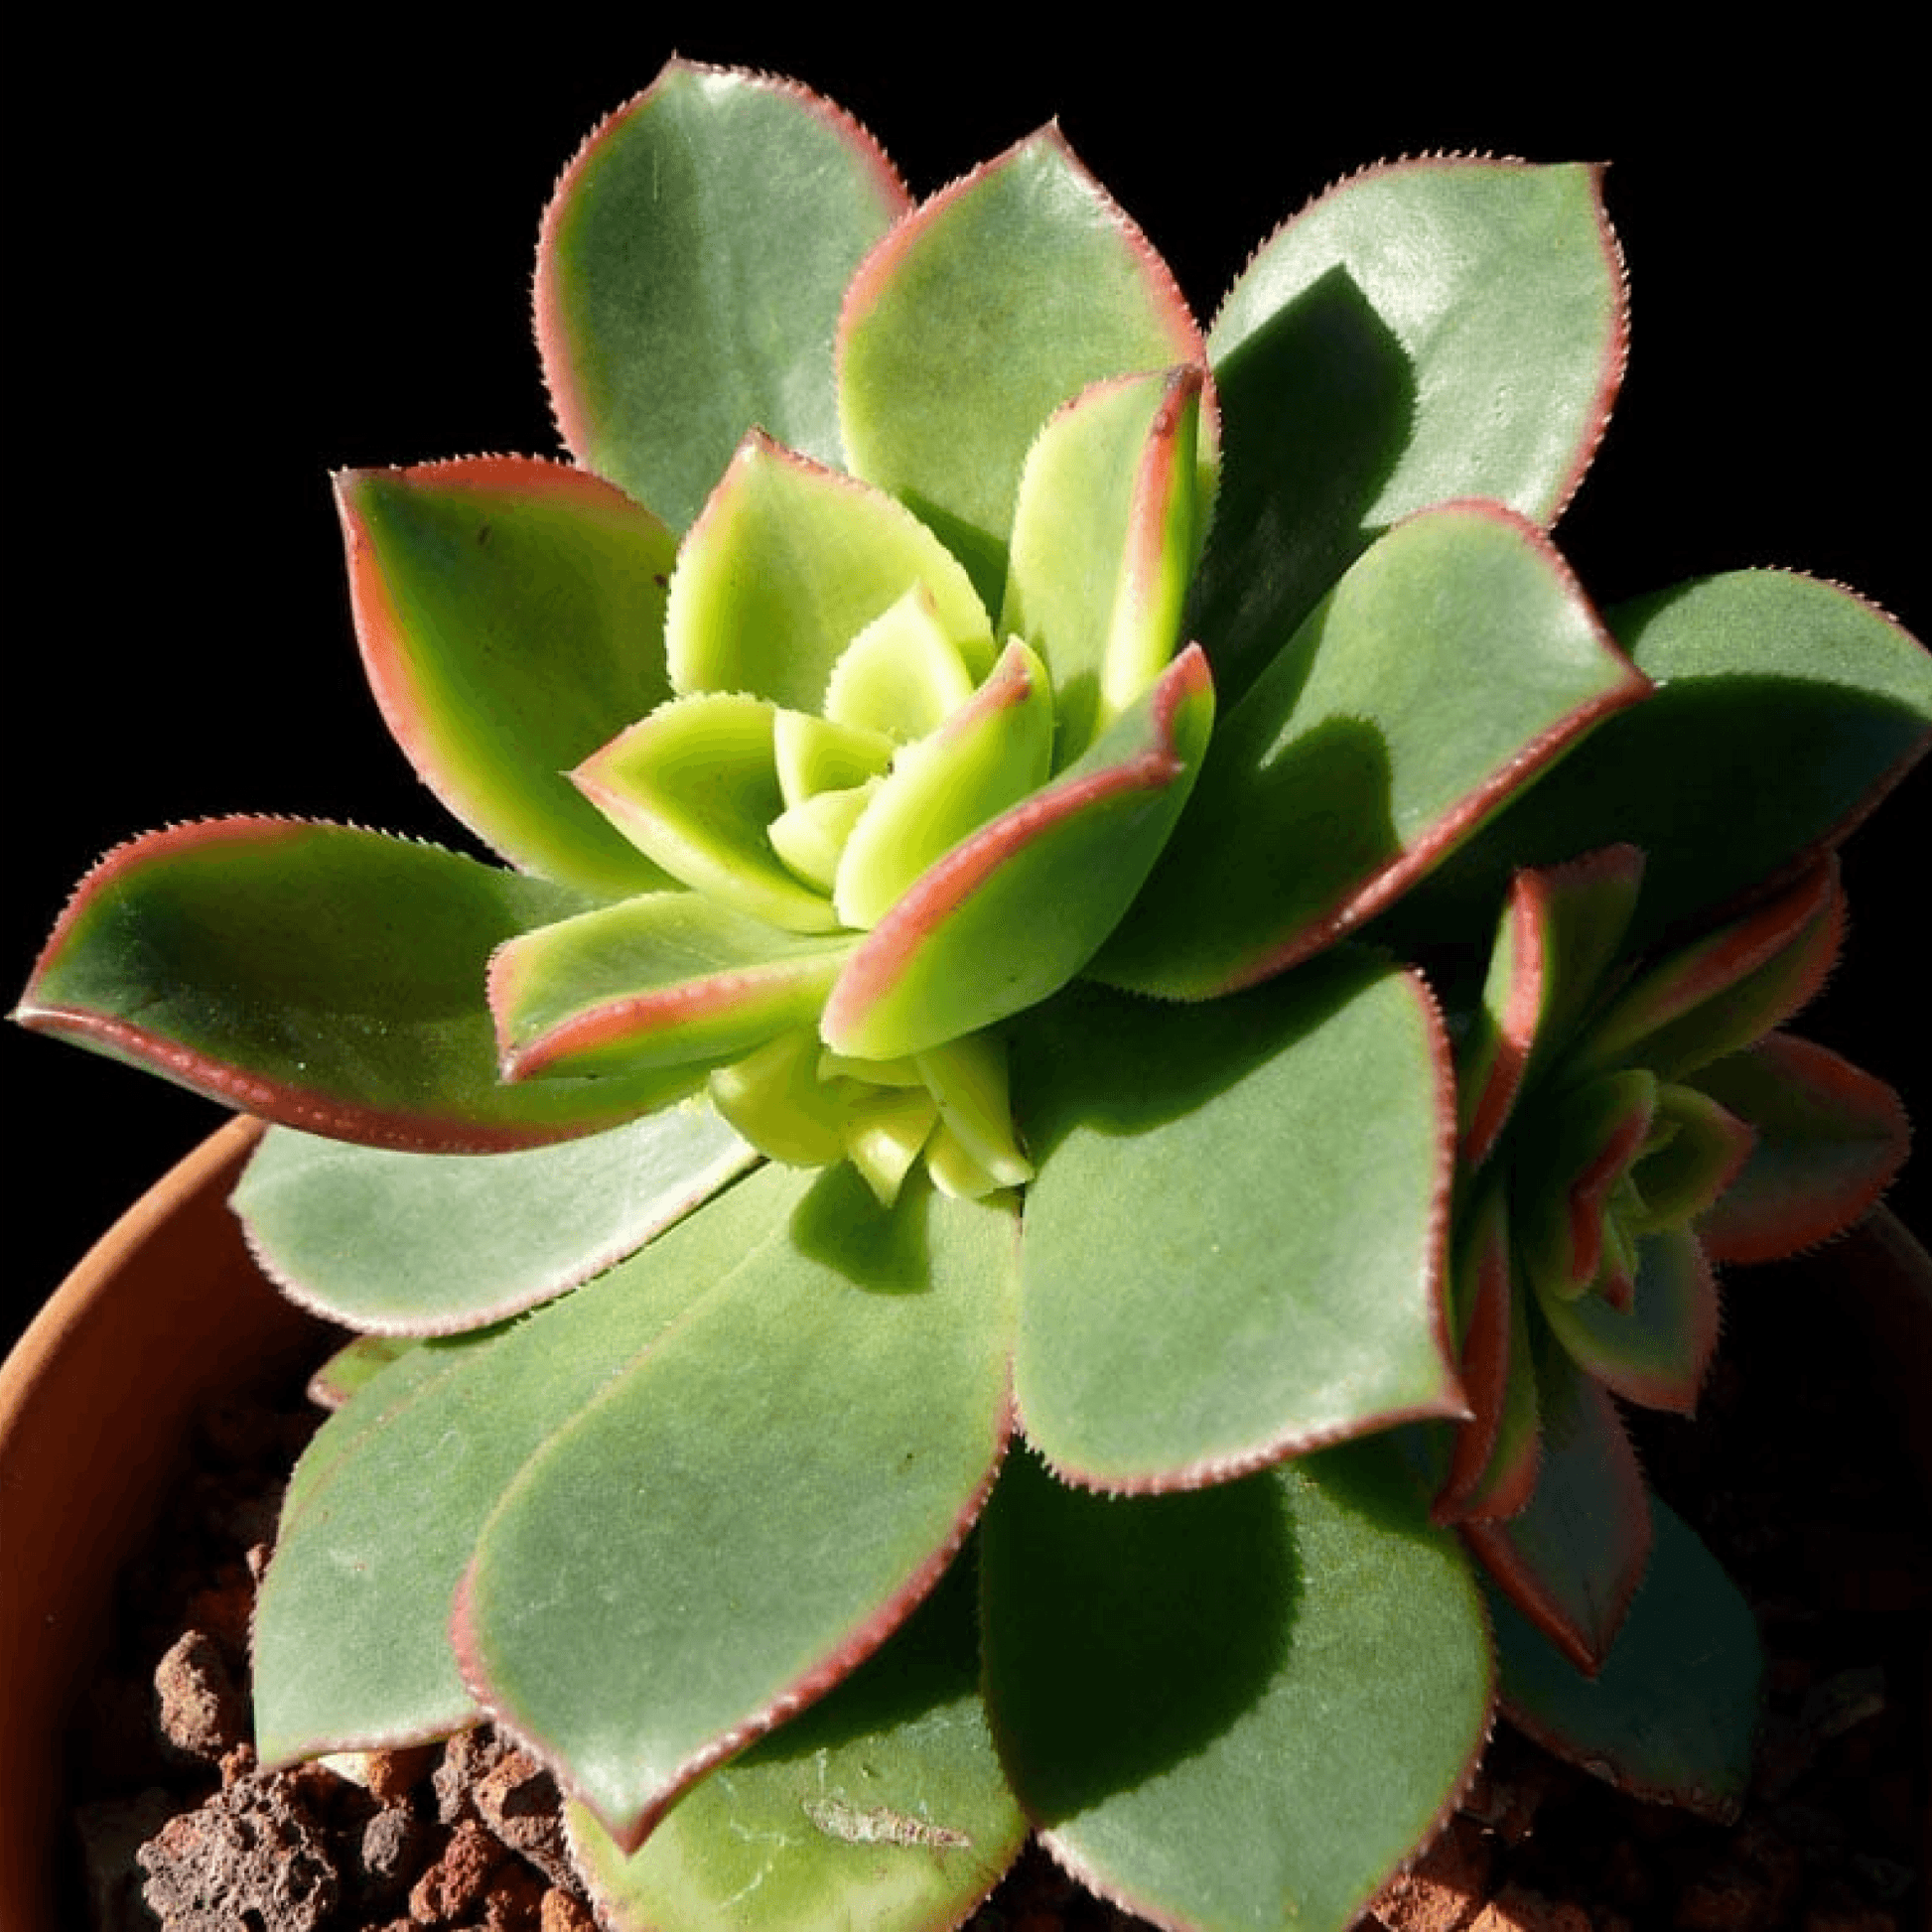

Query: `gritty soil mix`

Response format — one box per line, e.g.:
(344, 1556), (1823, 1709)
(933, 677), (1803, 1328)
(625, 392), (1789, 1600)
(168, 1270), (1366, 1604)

(61, 1241), (1926, 1931)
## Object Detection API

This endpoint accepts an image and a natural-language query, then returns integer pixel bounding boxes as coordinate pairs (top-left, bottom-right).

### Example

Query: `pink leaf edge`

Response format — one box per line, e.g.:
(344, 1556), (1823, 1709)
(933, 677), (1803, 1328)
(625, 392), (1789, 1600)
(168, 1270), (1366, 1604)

(1210, 503), (1654, 1000)
(536, 59), (913, 489)
(448, 1394), (1014, 1857)
(822, 644), (1215, 1054)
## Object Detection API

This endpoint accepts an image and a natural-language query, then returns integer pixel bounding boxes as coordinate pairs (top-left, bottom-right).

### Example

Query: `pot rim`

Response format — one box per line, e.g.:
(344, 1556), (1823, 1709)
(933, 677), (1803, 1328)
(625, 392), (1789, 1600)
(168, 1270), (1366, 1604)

(0, 1113), (329, 1927)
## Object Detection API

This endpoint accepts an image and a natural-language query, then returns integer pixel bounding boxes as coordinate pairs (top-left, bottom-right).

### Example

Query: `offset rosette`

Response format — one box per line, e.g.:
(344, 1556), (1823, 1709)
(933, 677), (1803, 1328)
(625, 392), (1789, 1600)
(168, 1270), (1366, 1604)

(1440, 845), (1910, 1670)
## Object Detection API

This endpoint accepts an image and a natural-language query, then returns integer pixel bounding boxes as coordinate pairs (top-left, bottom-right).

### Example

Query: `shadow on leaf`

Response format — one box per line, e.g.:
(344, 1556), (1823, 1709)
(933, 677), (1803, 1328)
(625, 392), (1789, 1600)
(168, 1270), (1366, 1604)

(1190, 265), (1414, 707)
(984, 1453), (1299, 1819)
(1019, 950), (1386, 1156)
(788, 1162), (934, 1295)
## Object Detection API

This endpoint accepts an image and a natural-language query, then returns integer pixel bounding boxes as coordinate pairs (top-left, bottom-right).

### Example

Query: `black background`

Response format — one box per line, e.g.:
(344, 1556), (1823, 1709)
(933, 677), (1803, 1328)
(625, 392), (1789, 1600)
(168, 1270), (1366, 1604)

(8, 30), (1926, 1347)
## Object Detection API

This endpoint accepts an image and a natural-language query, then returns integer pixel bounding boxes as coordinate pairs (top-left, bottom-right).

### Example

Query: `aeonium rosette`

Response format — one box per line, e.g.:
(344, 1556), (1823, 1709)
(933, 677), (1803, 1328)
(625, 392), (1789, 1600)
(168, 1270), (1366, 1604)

(1434, 844), (1909, 1755)
(17, 59), (1932, 1932)
(483, 359), (1215, 1207)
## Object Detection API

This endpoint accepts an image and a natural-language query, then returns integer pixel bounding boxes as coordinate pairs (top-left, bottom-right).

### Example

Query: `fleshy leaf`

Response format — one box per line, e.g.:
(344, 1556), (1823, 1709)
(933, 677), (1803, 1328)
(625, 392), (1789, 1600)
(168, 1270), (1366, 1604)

(1514, 1068), (1656, 1305)
(773, 709), (895, 805)
(1462, 1342), (1653, 1674)
(274, 1331), (478, 1555)
(1625, 1084), (1757, 1231)
(567, 1557), (1026, 1932)
(1577, 858), (1842, 1081)
(1012, 957), (1461, 1489)
(490, 895), (850, 1082)
(821, 644), (1214, 1060)
(914, 1034), (1032, 1192)
(256, 1173), (789, 1761)
(1437, 1183), (1542, 1524)
(842, 1084), (942, 1205)
(537, 61), (910, 530)
(834, 640), (1054, 928)
(14, 819), (687, 1148)
(1490, 1498), (1761, 1822)
(1196, 158), (1623, 703)
(821, 584), (988, 739)
(1000, 365), (1214, 768)
(307, 1334), (415, 1412)
(768, 783), (879, 894)
(1382, 570), (1932, 956)
(456, 1165), (1018, 1848)
(1457, 846), (1646, 1170)
(1096, 501), (1648, 999)
(233, 1104), (757, 1334)
(982, 1440), (1492, 1932)
(710, 1028), (861, 1169)
(839, 128), (1203, 610)
(337, 459), (680, 898)
(1537, 1224), (1721, 1416)
(571, 693), (841, 933)
(664, 433), (991, 712)
(1690, 1034), (1912, 1263)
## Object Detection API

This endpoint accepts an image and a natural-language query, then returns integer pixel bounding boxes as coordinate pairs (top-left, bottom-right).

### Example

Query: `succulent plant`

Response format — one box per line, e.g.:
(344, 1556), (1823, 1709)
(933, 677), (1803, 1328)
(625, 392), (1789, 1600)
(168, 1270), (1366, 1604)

(15, 59), (1932, 1931)
(1431, 843), (1909, 1801)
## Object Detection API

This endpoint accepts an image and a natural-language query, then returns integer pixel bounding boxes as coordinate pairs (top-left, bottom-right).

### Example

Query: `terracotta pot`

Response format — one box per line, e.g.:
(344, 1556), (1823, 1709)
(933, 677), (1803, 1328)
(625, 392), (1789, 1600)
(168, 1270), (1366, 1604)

(0, 1116), (332, 1929)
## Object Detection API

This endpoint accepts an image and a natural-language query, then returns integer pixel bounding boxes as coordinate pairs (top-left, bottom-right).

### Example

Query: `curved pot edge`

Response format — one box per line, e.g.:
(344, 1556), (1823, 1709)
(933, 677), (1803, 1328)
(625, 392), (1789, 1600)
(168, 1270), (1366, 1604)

(0, 1115), (334, 1926)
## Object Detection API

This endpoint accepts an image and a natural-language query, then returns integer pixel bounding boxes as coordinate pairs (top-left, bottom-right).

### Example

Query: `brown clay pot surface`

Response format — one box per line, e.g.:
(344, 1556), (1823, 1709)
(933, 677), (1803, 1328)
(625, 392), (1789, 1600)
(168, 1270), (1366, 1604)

(0, 1117), (332, 1929)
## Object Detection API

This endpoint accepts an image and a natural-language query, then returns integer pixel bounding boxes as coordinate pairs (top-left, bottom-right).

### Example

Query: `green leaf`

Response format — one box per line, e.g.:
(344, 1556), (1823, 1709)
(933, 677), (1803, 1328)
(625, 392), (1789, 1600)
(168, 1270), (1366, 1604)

(256, 1150), (956, 1784)
(839, 129), (1202, 611)
(276, 1330), (468, 1538)
(1381, 570), (1932, 956)
(1462, 1340), (1652, 1674)
(1577, 858), (1842, 1081)
(458, 1166), (1018, 1848)
(307, 1333), (416, 1411)
(1012, 958), (1461, 1489)
(536, 61), (910, 530)
(255, 1169), (788, 1760)
(1436, 1186), (1541, 1524)
(232, 1104), (758, 1334)
(337, 459), (680, 898)
(664, 434), (991, 713)
(835, 640), (1054, 930)
(1536, 1225), (1720, 1417)
(1196, 158), (1622, 703)
(13, 819), (691, 1148)
(1513, 1067), (1656, 1305)
(821, 585), (989, 738)
(1490, 1498), (1762, 1822)
(981, 1439), (1492, 1932)
(1097, 501), (1647, 1000)
(572, 693), (843, 933)
(1690, 1034), (1911, 1263)
(568, 1556), (1027, 1931)
(1000, 365), (1214, 769)
(1456, 845), (1645, 1171)
(820, 646), (1214, 1060)
(490, 893), (852, 1082)
(1627, 1084), (1757, 1231)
